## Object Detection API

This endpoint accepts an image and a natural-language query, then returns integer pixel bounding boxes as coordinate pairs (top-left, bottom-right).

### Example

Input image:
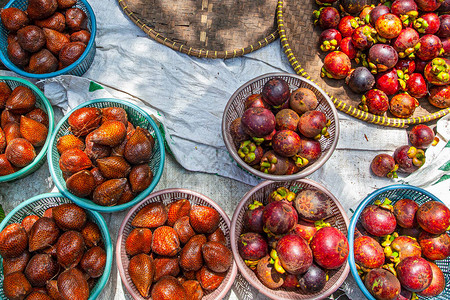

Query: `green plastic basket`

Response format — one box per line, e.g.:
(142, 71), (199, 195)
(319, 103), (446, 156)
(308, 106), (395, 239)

(0, 193), (113, 299)
(0, 76), (54, 182)
(47, 98), (165, 213)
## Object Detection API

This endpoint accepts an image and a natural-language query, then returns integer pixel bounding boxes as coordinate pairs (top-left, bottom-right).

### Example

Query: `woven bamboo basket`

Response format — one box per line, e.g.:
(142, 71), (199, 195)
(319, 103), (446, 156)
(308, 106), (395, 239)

(117, 0), (279, 59)
(276, 0), (450, 128)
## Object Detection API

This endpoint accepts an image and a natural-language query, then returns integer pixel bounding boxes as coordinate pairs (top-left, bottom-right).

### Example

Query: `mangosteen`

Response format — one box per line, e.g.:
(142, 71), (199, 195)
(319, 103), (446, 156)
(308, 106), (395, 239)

(346, 67), (375, 93)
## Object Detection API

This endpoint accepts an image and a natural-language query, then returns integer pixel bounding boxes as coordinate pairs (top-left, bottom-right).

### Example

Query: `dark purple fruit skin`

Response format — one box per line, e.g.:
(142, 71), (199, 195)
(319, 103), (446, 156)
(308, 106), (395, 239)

(417, 34), (443, 61)
(368, 44), (399, 72)
(354, 236), (385, 269)
(230, 118), (250, 146)
(417, 201), (450, 234)
(398, 226), (422, 239)
(340, 0), (371, 14)
(370, 154), (396, 177)
(317, 7), (340, 29)
(310, 227), (349, 269)
(294, 189), (330, 222)
(370, 5), (390, 26)
(418, 231), (450, 260)
(298, 110), (327, 139)
(276, 234), (313, 275)
(275, 109), (299, 131)
(392, 28), (420, 53)
(393, 199), (419, 229)
(261, 78), (290, 107)
(319, 29), (342, 51)
(346, 67), (375, 93)
(409, 124), (435, 149)
(396, 256), (432, 292)
(262, 201), (298, 235)
(238, 232), (268, 261)
(376, 69), (399, 96)
(259, 150), (290, 175)
(244, 94), (270, 110)
(415, 0), (442, 11)
(361, 205), (397, 237)
(298, 264), (327, 293)
(415, 59), (429, 74)
(417, 261), (445, 297)
(439, 0), (450, 13)
(352, 25), (376, 51)
(241, 107), (276, 138)
(393, 145), (419, 173)
(442, 37), (450, 56)
(296, 136), (321, 162)
(406, 73), (428, 99)
(364, 268), (401, 300)
(362, 89), (389, 115)
(390, 0), (418, 17)
(243, 206), (265, 233)
(437, 15), (450, 38)
(272, 130), (301, 157)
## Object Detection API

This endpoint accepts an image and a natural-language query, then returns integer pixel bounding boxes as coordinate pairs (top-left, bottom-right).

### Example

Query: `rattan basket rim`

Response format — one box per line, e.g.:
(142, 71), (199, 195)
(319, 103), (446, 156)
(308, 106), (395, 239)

(230, 179), (350, 300)
(117, 0), (279, 59)
(221, 72), (340, 181)
(276, 0), (450, 128)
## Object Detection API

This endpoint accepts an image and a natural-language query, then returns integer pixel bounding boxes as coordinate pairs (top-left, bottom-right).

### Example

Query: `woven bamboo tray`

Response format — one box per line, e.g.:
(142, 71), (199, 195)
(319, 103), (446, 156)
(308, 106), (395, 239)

(118, 0), (279, 58)
(276, 0), (450, 128)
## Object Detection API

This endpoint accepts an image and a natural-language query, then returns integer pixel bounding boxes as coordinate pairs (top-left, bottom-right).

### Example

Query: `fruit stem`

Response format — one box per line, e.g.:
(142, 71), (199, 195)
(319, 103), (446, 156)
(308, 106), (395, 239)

(387, 164), (398, 179)
(248, 200), (263, 210)
(314, 219), (331, 229)
(244, 259), (259, 270)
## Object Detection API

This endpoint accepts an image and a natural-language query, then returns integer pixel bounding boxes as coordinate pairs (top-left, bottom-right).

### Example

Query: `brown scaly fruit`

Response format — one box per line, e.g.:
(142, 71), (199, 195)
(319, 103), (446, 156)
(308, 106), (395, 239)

(27, 0), (57, 20)
(5, 138), (36, 168)
(20, 115), (48, 147)
(195, 266), (226, 291)
(101, 107), (127, 126)
(0, 81), (12, 109)
(34, 12), (66, 32)
(24, 253), (58, 287)
(0, 154), (15, 175)
(65, 170), (95, 197)
(56, 231), (85, 269)
(46, 280), (62, 300)
(89, 120), (127, 147)
(96, 156), (131, 179)
(57, 268), (89, 300)
(182, 280), (203, 300)
(16, 25), (45, 53)
(179, 235), (207, 272)
(2, 250), (31, 276)
(42, 28), (70, 55)
(128, 164), (153, 193)
(70, 30), (90, 45)
(81, 221), (102, 248)
(84, 131), (111, 163)
(26, 108), (49, 127)
(0, 223), (28, 258)
(125, 227), (152, 256)
(65, 8), (87, 32)
(167, 199), (191, 227)
(56, 0), (77, 9)
(0, 127), (6, 154)
(24, 291), (52, 300)
(59, 42), (86, 68)
(124, 127), (154, 164)
(92, 178), (127, 206)
(207, 227), (226, 245)
(131, 202), (168, 228)
(1, 8), (29, 32)
(116, 181), (134, 205)
(153, 257), (180, 282)
(59, 148), (92, 174)
(173, 216), (196, 245)
(7, 34), (30, 67)
(128, 253), (154, 298)
(4, 121), (21, 144)
(80, 246), (106, 278)
(68, 107), (101, 137)
(90, 167), (106, 189)
(6, 86), (36, 114)
(1, 109), (20, 128)
(152, 226), (181, 257)
(189, 205), (220, 234)
(52, 203), (87, 231)
(28, 217), (60, 252)
(27, 49), (58, 74)
(3, 271), (32, 300)
(201, 241), (233, 273)
(152, 275), (187, 300)
(21, 215), (39, 234)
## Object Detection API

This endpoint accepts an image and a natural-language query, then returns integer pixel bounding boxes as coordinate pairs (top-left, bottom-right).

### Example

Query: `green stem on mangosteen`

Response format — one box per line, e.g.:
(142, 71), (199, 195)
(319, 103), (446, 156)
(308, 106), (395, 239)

(413, 18), (429, 34)
(382, 263), (397, 276)
(411, 293), (418, 300)
(252, 137), (265, 145)
(269, 250), (286, 274)
(381, 232), (398, 247)
(314, 219), (331, 229)
(244, 259), (259, 270)
(270, 187), (296, 202)
(387, 164), (398, 179)
(293, 155), (309, 168)
(375, 198), (393, 211)
(248, 200), (263, 210)
(412, 149), (426, 167)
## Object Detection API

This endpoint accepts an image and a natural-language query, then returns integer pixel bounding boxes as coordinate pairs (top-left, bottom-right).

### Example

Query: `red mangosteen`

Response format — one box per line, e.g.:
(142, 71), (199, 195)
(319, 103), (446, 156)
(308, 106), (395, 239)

(384, 235), (422, 264)
(310, 227), (349, 269)
(352, 25), (378, 51)
(417, 261), (445, 297)
(313, 7), (340, 29)
(293, 136), (322, 168)
(370, 153), (398, 178)
(241, 107), (276, 138)
(238, 140), (264, 166)
(298, 110), (330, 139)
(230, 117), (250, 146)
(360, 199), (397, 237)
(262, 201), (298, 235)
(294, 189), (331, 222)
(321, 51), (352, 79)
(390, 0), (418, 27)
(298, 264), (327, 293)
(275, 109), (299, 132)
(339, 37), (357, 60)
(393, 145), (425, 173)
(392, 28), (420, 60)
(238, 232), (269, 263)
(415, 0), (442, 12)
(429, 84), (450, 108)
(340, 0), (372, 14)
(409, 124), (435, 149)
(272, 130), (301, 158)
(353, 236), (385, 271)
(275, 234), (313, 274)
(393, 198), (419, 228)
(289, 88), (318, 115)
(375, 13), (403, 40)
(437, 15), (450, 38)
(376, 69), (400, 96)
(406, 73), (428, 98)
(346, 67), (375, 93)
(259, 150), (290, 175)
(396, 256), (432, 292)
(418, 230), (450, 260)
(364, 268), (401, 300)
(319, 29), (342, 52)
(368, 44), (399, 74)
(261, 78), (290, 107)
(416, 200), (450, 234)
(243, 201), (265, 233)
(244, 94), (270, 110)
(424, 58), (450, 86)
(417, 34), (443, 61)
(389, 93), (419, 118)
(369, 5), (391, 27)
(414, 13), (440, 35)
(360, 89), (390, 115)
(338, 15), (360, 38)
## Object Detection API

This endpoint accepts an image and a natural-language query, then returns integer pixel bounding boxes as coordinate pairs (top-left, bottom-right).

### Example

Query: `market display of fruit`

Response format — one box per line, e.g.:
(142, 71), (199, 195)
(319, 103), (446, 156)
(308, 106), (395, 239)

(314, 0), (450, 117)
(353, 194), (450, 299)
(120, 197), (234, 299)
(0, 0), (92, 74)
(0, 202), (107, 300)
(56, 105), (155, 207)
(0, 84), (50, 176)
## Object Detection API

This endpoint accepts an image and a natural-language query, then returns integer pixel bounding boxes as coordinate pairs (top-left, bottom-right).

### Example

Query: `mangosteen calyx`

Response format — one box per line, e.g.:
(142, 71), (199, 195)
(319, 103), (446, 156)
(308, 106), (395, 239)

(244, 259), (259, 270)
(382, 263), (397, 277)
(407, 146), (426, 168)
(270, 187), (296, 203)
(269, 249), (286, 274)
(374, 197), (394, 212)
(314, 219), (331, 230)
(248, 200), (264, 210)
(238, 141), (258, 164)
(381, 232), (399, 247)
(293, 155), (309, 168)
(387, 164), (399, 179)
(260, 154), (278, 174)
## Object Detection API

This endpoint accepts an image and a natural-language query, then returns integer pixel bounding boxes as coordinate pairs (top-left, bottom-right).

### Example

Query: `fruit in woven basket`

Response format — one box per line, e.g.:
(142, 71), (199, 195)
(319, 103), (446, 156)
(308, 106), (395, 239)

(390, 93), (419, 119)
(207, 227), (226, 245)
(152, 226), (181, 257)
(65, 8), (87, 32)
(276, 234), (313, 274)
(182, 280), (203, 300)
(179, 234), (207, 272)
(272, 130), (301, 158)
(42, 28), (69, 55)
(20, 115), (48, 147)
(56, 0), (76, 9)
(132, 202), (168, 228)
(129, 164), (153, 193)
(261, 78), (290, 107)
(294, 189), (332, 222)
(56, 230), (85, 269)
(6, 138), (36, 168)
(25, 291), (52, 299)
(290, 221), (318, 243)
(0, 82), (11, 108)
(0, 223), (28, 259)
(125, 228), (152, 256)
(27, 0), (58, 20)
(393, 198), (419, 228)
(28, 217), (59, 252)
(189, 205), (220, 234)
(319, 29), (342, 52)
(229, 118), (250, 146)
(4, 121), (20, 145)
(393, 145), (425, 173)
(417, 34), (443, 61)
(70, 29), (91, 45)
(84, 131), (111, 162)
(406, 73), (428, 98)
(416, 200), (450, 234)
(321, 51), (351, 79)
(371, 154), (398, 178)
(124, 126), (154, 164)
(202, 241), (232, 273)
(2, 250), (30, 276)
(0, 154), (15, 175)
(244, 94), (270, 110)
(128, 253), (154, 298)
(3, 271), (33, 300)
(418, 230), (450, 260)
(59, 148), (92, 173)
(289, 88), (318, 115)
(418, 261), (445, 297)
(59, 41), (86, 67)
(65, 170), (95, 197)
(310, 227), (349, 269)
(68, 107), (101, 137)
(361, 199), (397, 237)
(364, 268), (401, 300)
(6, 86), (36, 114)
(1, 110), (20, 129)
(17, 25), (45, 53)
(90, 120), (126, 147)
(56, 134), (84, 155)
(385, 236), (422, 263)
(243, 201), (265, 234)
(396, 256), (432, 292)
(80, 246), (106, 278)
(167, 199), (191, 227)
(52, 203), (87, 231)
(298, 110), (329, 139)
(298, 264), (327, 293)
(81, 221), (101, 248)
(259, 150), (289, 175)
(275, 109), (299, 132)
(152, 275), (187, 300)
(346, 67), (375, 94)
(255, 255), (285, 289)
(293, 136), (322, 168)
(240, 107), (275, 138)
(34, 12), (66, 32)
(354, 236), (385, 271)
(26, 108), (48, 127)
(96, 156), (131, 179)
(92, 178), (127, 206)
(429, 85), (450, 108)
(173, 216), (196, 245)
(1, 7), (29, 32)
(57, 268), (89, 300)
(314, 7), (340, 30)
(238, 232), (268, 263)
(262, 201), (298, 235)
(7, 34), (30, 67)
(24, 253), (58, 287)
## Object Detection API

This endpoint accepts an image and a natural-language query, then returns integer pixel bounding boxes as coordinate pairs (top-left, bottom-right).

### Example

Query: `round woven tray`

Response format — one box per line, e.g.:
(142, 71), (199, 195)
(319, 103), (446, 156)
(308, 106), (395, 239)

(118, 0), (279, 59)
(276, 0), (450, 128)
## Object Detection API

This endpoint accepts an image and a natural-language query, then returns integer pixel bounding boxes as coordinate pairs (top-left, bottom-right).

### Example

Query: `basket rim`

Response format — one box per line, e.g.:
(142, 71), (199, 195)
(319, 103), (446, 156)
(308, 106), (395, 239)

(116, 188), (238, 300)
(347, 184), (444, 300)
(0, 0), (97, 79)
(0, 192), (113, 300)
(0, 76), (55, 183)
(117, 0), (279, 59)
(230, 179), (350, 300)
(47, 98), (166, 213)
(221, 72), (340, 181)
(276, 0), (450, 128)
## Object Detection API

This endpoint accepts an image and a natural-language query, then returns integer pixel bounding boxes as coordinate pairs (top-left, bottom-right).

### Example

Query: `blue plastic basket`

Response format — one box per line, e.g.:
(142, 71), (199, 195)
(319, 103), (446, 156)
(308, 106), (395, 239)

(0, 193), (113, 300)
(0, 0), (97, 79)
(348, 184), (450, 300)
(47, 98), (165, 213)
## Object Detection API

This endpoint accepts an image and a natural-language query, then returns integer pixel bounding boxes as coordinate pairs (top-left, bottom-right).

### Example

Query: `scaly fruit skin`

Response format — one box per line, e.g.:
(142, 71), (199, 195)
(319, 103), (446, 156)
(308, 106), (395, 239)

(0, 154), (15, 176)
(56, 230), (85, 269)
(28, 217), (60, 252)
(128, 254), (154, 298)
(202, 241), (232, 273)
(179, 234), (207, 272)
(81, 221), (102, 248)
(173, 216), (196, 245)
(396, 256), (432, 292)
(189, 205), (220, 234)
(418, 261), (445, 297)
(361, 204), (397, 237)
(5, 138), (36, 168)
(152, 275), (187, 300)
(354, 236), (384, 270)
(418, 231), (450, 260)
(80, 246), (106, 278)
(1, 8), (29, 32)
(152, 226), (181, 256)
(255, 255), (286, 289)
(96, 156), (131, 179)
(364, 268), (401, 300)
(68, 107), (101, 137)
(56, 134), (85, 155)
(0, 223), (28, 258)
(34, 12), (66, 32)
(153, 258), (180, 282)
(310, 227), (349, 269)
(125, 227), (152, 256)
(322, 51), (351, 79)
(59, 148), (92, 174)
(24, 253), (58, 287)
(92, 178), (127, 206)
(429, 84), (450, 108)
(196, 266), (226, 291)
(131, 202), (168, 228)
(276, 234), (313, 274)
(360, 89), (390, 115)
(182, 280), (203, 300)
(167, 199), (191, 227)
(57, 268), (89, 300)
(2, 250), (30, 276)
(65, 170), (95, 197)
(393, 199), (419, 228)
(207, 227), (226, 245)
(3, 271), (33, 300)
(416, 200), (450, 234)
(52, 203), (87, 231)
(7, 86), (36, 114)
(90, 120), (127, 147)
(389, 93), (419, 118)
